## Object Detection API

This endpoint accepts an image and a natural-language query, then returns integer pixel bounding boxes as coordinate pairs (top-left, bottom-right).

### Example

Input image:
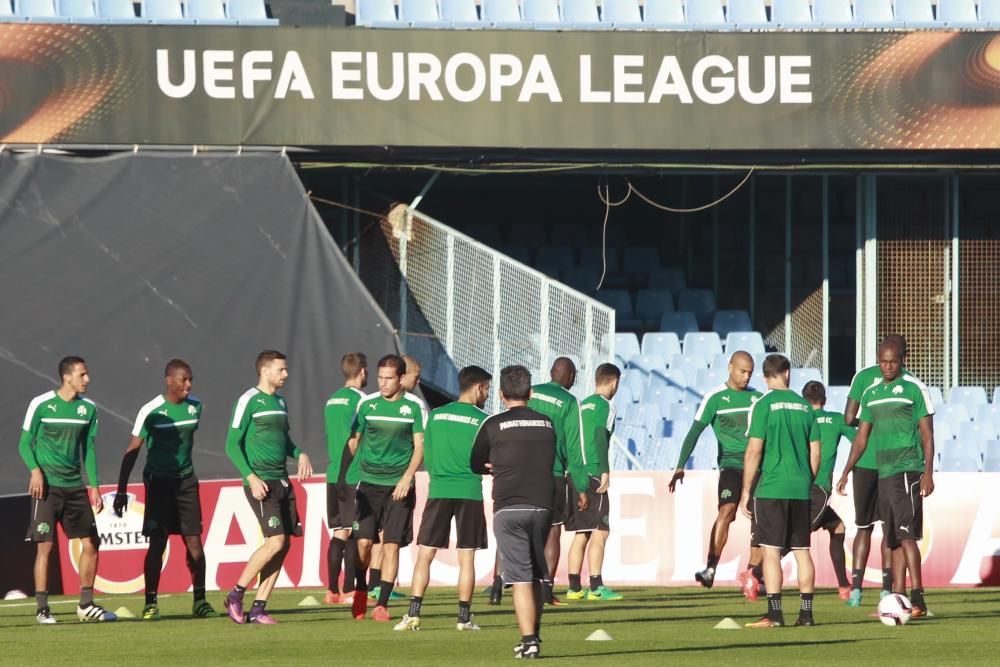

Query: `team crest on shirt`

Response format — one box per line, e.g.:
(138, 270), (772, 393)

(400, 405), (412, 416)
(278, 398), (286, 408)
(76, 405), (87, 417)
(188, 404), (197, 415)
(893, 385), (904, 394)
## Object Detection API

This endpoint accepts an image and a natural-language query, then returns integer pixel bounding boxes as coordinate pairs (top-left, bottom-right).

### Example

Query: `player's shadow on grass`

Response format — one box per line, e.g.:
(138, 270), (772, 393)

(556, 637), (882, 658)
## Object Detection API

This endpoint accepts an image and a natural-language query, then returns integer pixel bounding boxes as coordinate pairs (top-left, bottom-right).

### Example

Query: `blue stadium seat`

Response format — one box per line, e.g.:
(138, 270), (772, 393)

(995, 386), (1000, 404)
(938, 0), (979, 27)
(647, 266), (686, 293)
(615, 332), (641, 360)
(936, 403), (972, 432)
(695, 368), (727, 391)
(958, 421), (998, 451)
(940, 440), (981, 472)
(677, 288), (717, 328)
(691, 429), (719, 469)
(187, 0), (235, 23)
(712, 310), (752, 338)
(981, 0), (1000, 25)
(580, 246), (620, 274)
(643, 437), (682, 471)
(622, 246), (661, 276)
(669, 353), (706, 379)
(601, 0), (641, 27)
(949, 386), (988, 411)
(481, 0), (522, 26)
(928, 385), (945, 407)
(497, 244), (533, 265)
(641, 331), (682, 359)
(983, 440), (1000, 472)
(597, 289), (642, 331)
(466, 223), (503, 246)
(685, 0), (727, 28)
(772, 0), (813, 27)
(522, 0), (562, 28)
(16, 0), (60, 19)
(635, 289), (675, 329)
(400, 0), (443, 26)
(622, 368), (645, 402)
(356, 0), (398, 25)
(668, 401), (697, 421)
(561, 0), (606, 27)
(536, 245), (576, 273)
(228, 0), (277, 23)
(644, 384), (684, 408)
(710, 353), (730, 370)
(628, 353), (667, 376)
(440, 0), (482, 26)
(649, 368), (688, 392)
(813, 0), (855, 27)
(666, 415), (693, 439)
(141, 0), (191, 22)
(57, 0), (103, 20)
(932, 416), (954, 442)
(659, 311), (699, 338)
(642, 0), (684, 27)
(855, 0), (897, 27)
(975, 404), (1000, 430)
(619, 424), (648, 460)
(1, 0), (25, 20)
(563, 266), (600, 294)
(790, 367), (823, 392)
(825, 385), (850, 411)
(724, 331), (766, 355)
(749, 372), (765, 392)
(894, 0), (938, 27)
(727, 0), (769, 27)
(682, 332), (723, 364)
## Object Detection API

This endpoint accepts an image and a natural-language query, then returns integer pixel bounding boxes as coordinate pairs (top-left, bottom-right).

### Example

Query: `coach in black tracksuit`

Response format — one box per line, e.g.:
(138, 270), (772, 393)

(470, 365), (555, 661)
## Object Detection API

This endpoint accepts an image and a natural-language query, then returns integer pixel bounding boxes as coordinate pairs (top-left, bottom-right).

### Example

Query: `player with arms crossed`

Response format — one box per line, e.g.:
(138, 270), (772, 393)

(323, 352), (368, 606)
(801, 381), (856, 599)
(113, 358), (216, 620)
(395, 365), (492, 631)
(669, 351), (763, 593)
(223, 350), (313, 624)
(565, 363), (623, 601)
(470, 365), (556, 660)
(347, 354), (427, 621)
(20, 356), (116, 624)
(836, 338), (934, 617)
(740, 354), (821, 628)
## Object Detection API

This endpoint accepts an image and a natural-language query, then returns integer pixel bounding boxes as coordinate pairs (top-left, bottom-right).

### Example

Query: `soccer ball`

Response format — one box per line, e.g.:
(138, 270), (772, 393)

(877, 594), (913, 626)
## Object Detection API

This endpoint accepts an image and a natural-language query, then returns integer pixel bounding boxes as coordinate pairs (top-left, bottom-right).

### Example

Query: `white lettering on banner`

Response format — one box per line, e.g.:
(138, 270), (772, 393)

(156, 49), (314, 100)
(490, 54), (522, 101)
(780, 55), (812, 103)
(737, 55), (775, 105)
(648, 57), (693, 104)
(331, 51), (363, 100)
(670, 474), (712, 581)
(408, 52), (445, 101)
(298, 482), (329, 588)
(444, 53), (487, 103)
(367, 52), (406, 101)
(614, 55), (645, 104)
(952, 495), (1000, 584)
(692, 55), (734, 105)
(579, 55), (610, 103)
(520, 55), (562, 103)
(606, 476), (658, 582)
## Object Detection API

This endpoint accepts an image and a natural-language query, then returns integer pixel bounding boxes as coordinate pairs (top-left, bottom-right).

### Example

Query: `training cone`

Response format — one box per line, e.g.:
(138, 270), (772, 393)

(4, 589), (27, 600)
(298, 595), (321, 607)
(115, 607), (135, 618)
(714, 617), (742, 630)
(585, 629), (614, 641)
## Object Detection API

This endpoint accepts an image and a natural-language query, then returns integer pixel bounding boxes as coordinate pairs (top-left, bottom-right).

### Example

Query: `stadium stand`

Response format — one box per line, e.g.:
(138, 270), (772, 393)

(642, 332), (682, 359)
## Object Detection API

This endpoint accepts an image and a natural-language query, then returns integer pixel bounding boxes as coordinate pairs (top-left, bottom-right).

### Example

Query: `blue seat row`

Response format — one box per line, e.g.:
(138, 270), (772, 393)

(0, 0), (276, 23)
(355, 0), (996, 31)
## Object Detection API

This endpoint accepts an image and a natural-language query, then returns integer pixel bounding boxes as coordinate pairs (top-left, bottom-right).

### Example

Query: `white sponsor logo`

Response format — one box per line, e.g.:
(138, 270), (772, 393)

(47, 404), (57, 412)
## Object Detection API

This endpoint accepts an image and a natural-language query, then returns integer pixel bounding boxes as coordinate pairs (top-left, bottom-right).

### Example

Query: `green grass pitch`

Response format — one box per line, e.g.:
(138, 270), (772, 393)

(1, 587), (998, 665)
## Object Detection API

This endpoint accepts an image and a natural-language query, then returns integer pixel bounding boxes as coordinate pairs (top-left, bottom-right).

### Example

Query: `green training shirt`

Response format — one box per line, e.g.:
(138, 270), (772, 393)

(812, 409), (856, 492)
(859, 376), (932, 478)
(354, 392), (427, 486)
(18, 390), (99, 487)
(424, 401), (487, 501)
(848, 365), (895, 469)
(225, 388), (301, 484)
(747, 389), (820, 501)
(131, 394), (201, 479)
(528, 382), (583, 477)
(324, 386), (365, 483)
(677, 384), (762, 470)
(577, 394), (615, 490)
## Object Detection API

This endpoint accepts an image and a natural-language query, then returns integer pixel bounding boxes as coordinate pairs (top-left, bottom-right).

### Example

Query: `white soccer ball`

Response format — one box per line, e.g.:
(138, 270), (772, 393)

(877, 593), (913, 626)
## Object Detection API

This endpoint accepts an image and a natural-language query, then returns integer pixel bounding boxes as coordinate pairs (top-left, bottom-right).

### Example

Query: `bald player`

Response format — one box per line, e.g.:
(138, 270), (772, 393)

(669, 351), (762, 590)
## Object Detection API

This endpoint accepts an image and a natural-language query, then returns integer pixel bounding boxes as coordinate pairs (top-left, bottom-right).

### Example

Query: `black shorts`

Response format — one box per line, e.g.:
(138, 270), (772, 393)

(878, 472), (923, 549)
(753, 498), (811, 551)
(327, 481), (357, 532)
(565, 475), (610, 533)
(244, 479), (302, 538)
(143, 473), (202, 537)
(808, 485), (842, 532)
(417, 498), (487, 550)
(356, 481), (415, 545)
(853, 466), (880, 528)
(718, 468), (744, 507)
(494, 505), (552, 585)
(550, 475), (571, 527)
(26, 486), (97, 542)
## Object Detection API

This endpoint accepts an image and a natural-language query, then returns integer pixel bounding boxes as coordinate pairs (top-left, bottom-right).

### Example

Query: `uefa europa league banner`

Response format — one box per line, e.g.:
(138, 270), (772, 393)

(58, 472), (1000, 594)
(4, 24), (1000, 150)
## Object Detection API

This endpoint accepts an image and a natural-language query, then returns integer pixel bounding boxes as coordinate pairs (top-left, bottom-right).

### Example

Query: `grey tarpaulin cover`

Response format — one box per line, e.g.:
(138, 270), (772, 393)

(0, 153), (399, 496)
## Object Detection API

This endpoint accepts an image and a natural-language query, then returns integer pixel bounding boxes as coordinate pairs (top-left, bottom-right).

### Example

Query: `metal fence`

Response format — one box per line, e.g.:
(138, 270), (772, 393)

(357, 206), (615, 413)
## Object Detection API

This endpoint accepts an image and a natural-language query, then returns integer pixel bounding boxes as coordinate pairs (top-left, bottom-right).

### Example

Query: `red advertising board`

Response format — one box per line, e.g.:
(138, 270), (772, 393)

(57, 472), (1000, 594)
